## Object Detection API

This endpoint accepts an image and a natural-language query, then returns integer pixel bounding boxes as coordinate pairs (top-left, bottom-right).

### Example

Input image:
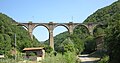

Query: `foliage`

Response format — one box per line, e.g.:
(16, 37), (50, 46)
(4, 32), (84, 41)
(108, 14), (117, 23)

(44, 37), (77, 63)
(42, 53), (78, 63)
(0, 34), (11, 55)
(0, 13), (41, 57)
(84, 1), (120, 23)
(63, 52), (77, 63)
(84, 1), (120, 63)
(60, 38), (75, 52)
(44, 2), (120, 61)
(98, 56), (109, 63)
(44, 45), (53, 53)
(104, 21), (120, 63)
(1, 0), (120, 62)
(94, 27), (105, 37)
(84, 36), (96, 53)
(70, 34), (85, 54)
(44, 32), (69, 51)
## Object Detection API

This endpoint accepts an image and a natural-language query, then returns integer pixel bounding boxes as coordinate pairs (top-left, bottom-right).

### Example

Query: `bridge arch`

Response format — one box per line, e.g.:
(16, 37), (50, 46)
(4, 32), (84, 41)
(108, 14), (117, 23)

(93, 23), (105, 36)
(33, 24), (50, 32)
(53, 26), (68, 50)
(54, 24), (69, 32)
(32, 26), (49, 41)
(73, 24), (90, 34)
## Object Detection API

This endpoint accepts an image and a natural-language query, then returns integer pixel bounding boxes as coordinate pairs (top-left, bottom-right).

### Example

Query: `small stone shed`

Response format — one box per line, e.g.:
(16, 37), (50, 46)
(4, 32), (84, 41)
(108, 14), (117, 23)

(23, 47), (45, 61)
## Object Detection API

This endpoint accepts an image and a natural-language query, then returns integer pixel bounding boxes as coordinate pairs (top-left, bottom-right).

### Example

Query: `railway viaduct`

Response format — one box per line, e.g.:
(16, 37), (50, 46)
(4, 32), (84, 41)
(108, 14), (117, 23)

(18, 22), (104, 50)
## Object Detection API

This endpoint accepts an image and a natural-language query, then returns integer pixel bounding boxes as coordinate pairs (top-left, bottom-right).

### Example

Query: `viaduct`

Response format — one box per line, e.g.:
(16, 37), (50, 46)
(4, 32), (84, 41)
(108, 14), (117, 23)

(18, 22), (104, 50)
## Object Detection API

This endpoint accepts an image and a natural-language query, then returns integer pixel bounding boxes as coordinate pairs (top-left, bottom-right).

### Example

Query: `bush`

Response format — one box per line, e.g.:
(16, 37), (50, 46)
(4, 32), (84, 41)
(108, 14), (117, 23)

(45, 46), (53, 53)
(104, 20), (120, 63)
(42, 52), (78, 63)
(98, 56), (109, 63)
(83, 36), (96, 53)
(63, 52), (77, 63)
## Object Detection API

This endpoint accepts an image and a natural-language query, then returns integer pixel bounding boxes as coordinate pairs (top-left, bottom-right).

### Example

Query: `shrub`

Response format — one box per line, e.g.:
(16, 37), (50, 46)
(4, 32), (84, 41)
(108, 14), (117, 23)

(63, 52), (77, 63)
(98, 56), (109, 63)
(45, 46), (53, 53)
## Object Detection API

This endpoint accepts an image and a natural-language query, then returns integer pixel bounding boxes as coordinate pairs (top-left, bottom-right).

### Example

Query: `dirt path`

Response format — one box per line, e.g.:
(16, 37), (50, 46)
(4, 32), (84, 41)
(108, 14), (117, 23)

(79, 54), (100, 63)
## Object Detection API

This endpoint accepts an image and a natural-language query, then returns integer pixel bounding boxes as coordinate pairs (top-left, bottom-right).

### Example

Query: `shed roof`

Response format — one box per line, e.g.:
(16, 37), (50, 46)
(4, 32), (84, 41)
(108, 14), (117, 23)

(23, 47), (44, 51)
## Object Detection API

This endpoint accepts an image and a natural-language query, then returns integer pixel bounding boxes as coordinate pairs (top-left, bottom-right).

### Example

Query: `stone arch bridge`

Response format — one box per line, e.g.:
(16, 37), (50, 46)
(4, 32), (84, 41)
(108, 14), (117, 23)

(18, 22), (104, 50)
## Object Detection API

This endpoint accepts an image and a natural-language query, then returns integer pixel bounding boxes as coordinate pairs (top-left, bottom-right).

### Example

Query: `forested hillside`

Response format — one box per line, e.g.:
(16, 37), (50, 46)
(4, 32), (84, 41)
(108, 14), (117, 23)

(0, 13), (41, 56)
(44, 1), (120, 63)
(1, 0), (120, 62)
(47, 0), (120, 51)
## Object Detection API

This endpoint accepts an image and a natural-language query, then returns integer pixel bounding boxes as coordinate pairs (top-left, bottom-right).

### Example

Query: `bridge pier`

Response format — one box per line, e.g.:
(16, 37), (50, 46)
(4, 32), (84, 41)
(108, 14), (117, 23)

(68, 22), (74, 34)
(48, 22), (54, 50)
(18, 22), (36, 40)
(49, 30), (54, 50)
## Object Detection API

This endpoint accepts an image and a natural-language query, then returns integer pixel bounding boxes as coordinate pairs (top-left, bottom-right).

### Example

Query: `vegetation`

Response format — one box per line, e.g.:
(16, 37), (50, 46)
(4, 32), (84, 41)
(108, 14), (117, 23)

(0, 13), (41, 57)
(42, 52), (78, 63)
(1, 0), (120, 63)
(104, 20), (120, 63)
(85, 1), (120, 63)
(44, 0), (120, 63)
(98, 56), (109, 63)
(44, 38), (79, 63)
(61, 38), (75, 52)
(83, 36), (96, 53)
(44, 32), (69, 51)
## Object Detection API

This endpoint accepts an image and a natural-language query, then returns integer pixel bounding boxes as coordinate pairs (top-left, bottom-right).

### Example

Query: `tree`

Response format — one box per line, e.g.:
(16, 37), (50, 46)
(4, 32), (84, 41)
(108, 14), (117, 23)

(0, 34), (4, 54)
(60, 38), (75, 52)
(70, 34), (84, 54)
(0, 13), (41, 56)
(84, 36), (96, 53)
(104, 15), (120, 63)
(0, 34), (12, 56)
(44, 45), (53, 53)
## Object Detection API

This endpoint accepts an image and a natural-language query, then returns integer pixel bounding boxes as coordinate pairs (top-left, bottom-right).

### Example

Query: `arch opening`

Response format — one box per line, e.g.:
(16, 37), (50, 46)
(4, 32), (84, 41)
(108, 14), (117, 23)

(54, 24), (69, 32)
(32, 26), (49, 42)
(93, 24), (105, 37)
(22, 26), (28, 31)
(73, 24), (90, 39)
(53, 26), (69, 51)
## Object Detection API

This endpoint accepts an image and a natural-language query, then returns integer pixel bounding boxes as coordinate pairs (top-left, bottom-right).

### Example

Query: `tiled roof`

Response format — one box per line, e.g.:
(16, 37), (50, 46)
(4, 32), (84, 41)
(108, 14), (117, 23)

(23, 47), (44, 51)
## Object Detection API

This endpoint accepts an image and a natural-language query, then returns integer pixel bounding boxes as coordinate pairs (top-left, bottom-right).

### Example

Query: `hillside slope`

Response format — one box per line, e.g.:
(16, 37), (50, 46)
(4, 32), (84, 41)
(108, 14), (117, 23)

(84, 1), (120, 23)
(0, 13), (41, 55)
(44, 1), (120, 52)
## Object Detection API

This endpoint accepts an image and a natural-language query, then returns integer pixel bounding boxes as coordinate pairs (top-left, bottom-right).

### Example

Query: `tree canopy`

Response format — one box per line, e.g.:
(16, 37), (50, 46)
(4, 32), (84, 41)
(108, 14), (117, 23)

(0, 13), (41, 56)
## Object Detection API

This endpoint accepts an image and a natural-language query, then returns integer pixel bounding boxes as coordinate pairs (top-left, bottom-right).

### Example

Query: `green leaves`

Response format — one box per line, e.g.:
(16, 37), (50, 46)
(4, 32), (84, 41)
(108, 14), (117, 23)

(104, 20), (120, 63)
(0, 34), (11, 55)
(0, 13), (40, 56)
(61, 38), (75, 52)
(84, 36), (96, 53)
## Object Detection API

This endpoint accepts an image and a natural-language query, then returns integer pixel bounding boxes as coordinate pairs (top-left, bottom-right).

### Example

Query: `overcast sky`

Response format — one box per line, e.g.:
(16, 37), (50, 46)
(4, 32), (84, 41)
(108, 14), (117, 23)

(0, 0), (117, 41)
